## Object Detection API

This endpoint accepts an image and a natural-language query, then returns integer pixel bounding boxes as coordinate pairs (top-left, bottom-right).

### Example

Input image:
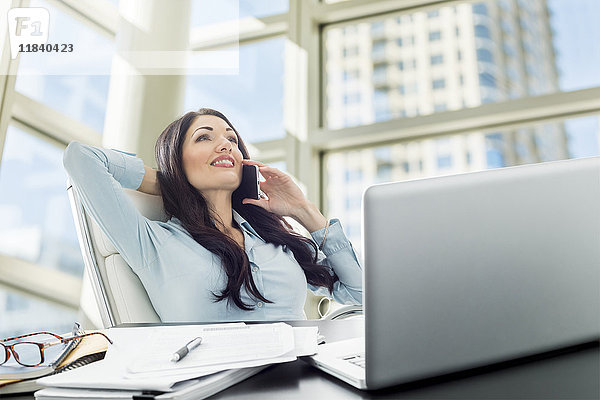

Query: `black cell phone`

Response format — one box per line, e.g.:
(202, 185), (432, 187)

(233, 164), (260, 202)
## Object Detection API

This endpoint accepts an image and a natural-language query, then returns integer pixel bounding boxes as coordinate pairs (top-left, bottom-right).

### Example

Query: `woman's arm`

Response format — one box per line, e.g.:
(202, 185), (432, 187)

(290, 201), (327, 233)
(137, 165), (161, 196)
(307, 218), (363, 305)
(63, 141), (169, 269)
(238, 159), (363, 304)
(291, 202), (363, 305)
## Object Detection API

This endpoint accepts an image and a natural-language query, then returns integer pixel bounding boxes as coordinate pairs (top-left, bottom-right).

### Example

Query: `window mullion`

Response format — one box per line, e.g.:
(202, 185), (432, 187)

(190, 13), (288, 51)
(0, 254), (82, 310)
(311, 87), (600, 151)
(12, 92), (102, 147)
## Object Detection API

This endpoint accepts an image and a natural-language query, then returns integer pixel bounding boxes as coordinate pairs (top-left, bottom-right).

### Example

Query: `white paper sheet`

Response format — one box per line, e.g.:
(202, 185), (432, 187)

(37, 323), (317, 392)
(126, 323), (294, 375)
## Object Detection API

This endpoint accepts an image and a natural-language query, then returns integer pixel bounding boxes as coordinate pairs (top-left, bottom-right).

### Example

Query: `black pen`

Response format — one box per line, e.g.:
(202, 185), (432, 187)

(170, 337), (202, 362)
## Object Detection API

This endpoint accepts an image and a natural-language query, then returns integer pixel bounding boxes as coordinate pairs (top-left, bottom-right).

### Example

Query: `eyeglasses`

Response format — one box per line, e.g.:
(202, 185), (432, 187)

(0, 331), (113, 367)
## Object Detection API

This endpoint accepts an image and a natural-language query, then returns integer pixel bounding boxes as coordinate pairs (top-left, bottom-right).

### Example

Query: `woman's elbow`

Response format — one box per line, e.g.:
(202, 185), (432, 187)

(63, 141), (84, 172)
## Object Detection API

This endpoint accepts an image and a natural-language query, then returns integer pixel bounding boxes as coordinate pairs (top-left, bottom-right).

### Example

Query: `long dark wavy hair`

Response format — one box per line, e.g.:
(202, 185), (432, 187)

(155, 108), (338, 310)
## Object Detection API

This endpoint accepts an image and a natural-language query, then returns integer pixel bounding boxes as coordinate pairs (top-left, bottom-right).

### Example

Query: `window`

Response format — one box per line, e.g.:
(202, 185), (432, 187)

(184, 37), (285, 142)
(437, 154), (453, 169)
(427, 10), (440, 18)
(479, 72), (497, 87)
(372, 40), (386, 59)
(477, 48), (494, 63)
(486, 133), (505, 168)
(15, 0), (113, 133)
(373, 89), (389, 121)
(431, 54), (444, 65)
(0, 126), (83, 276)
(396, 38), (403, 47)
(432, 79), (446, 89)
(0, 289), (77, 338)
(373, 64), (387, 84)
(323, 0), (600, 129)
(190, 0), (288, 28)
(324, 115), (599, 249)
(376, 163), (393, 181)
(429, 31), (441, 41)
(474, 24), (491, 39)
(397, 61), (405, 71)
(371, 21), (385, 36)
(472, 3), (488, 15)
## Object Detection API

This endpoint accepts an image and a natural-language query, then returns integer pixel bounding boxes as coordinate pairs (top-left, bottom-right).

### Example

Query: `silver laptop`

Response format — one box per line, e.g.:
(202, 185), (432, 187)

(309, 157), (600, 390)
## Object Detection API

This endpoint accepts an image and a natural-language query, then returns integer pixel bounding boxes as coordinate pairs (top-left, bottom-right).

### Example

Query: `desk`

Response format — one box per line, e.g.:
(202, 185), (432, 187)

(213, 319), (600, 399)
(4, 320), (599, 400)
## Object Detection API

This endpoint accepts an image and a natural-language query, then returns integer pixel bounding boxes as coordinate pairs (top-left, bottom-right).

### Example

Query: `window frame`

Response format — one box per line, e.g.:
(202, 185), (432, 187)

(1, 0), (600, 320)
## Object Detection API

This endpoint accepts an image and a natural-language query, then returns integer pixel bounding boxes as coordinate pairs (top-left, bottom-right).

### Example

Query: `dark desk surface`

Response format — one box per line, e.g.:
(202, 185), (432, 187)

(4, 319), (599, 400)
(214, 319), (600, 399)
(213, 345), (599, 399)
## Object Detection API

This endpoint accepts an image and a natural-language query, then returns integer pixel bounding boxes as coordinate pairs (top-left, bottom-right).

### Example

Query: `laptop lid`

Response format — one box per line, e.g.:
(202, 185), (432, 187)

(362, 157), (600, 390)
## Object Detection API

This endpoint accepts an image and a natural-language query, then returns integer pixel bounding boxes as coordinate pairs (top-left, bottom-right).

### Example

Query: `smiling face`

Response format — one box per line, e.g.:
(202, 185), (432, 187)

(181, 114), (244, 195)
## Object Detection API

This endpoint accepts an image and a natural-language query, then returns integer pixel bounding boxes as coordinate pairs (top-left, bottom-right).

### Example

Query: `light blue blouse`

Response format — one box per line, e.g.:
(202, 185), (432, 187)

(63, 141), (363, 322)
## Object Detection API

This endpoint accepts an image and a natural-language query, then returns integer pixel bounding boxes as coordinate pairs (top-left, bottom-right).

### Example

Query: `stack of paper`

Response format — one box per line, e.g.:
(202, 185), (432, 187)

(35, 322), (318, 399)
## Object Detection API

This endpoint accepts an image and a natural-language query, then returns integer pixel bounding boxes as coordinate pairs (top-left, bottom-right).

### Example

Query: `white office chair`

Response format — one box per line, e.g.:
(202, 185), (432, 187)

(67, 180), (350, 328)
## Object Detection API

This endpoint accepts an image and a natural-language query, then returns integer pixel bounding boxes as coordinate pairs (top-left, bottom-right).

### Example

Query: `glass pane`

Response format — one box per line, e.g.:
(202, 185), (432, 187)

(0, 1), (10, 60)
(0, 126), (83, 277)
(184, 37), (285, 142)
(0, 289), (76, 339)
(14, 0), (113, 133)
(324, 115), (600, 255)
(323, 0), (600, 129)
(190, 0), (288, 28)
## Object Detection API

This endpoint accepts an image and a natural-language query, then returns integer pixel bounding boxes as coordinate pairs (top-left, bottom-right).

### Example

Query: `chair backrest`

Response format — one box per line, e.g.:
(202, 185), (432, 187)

(68, 181), (333, 327)
(68, 182), (163, 327)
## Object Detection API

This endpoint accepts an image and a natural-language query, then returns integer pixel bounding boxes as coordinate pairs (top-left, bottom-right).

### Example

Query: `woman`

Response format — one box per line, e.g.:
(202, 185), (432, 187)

(63, 108), (362, 322)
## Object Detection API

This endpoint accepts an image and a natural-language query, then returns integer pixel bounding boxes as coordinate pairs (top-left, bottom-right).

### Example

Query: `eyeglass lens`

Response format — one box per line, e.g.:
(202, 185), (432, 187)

(0, 344), (7, 364)
(11, 343), (43, 366)
(1, 333), (68, 367)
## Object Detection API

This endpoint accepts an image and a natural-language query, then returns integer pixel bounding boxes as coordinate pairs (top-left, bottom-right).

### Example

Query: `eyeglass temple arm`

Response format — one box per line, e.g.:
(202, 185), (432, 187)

(60, 331), (114, 345)
(0, 331), (64, 343)
(2, 331), (113, 347)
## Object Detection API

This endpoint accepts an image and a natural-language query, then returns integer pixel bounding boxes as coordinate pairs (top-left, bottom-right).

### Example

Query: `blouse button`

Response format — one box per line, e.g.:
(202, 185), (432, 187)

(252, 266), (259, 273)
(257, 301), (263, 308)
